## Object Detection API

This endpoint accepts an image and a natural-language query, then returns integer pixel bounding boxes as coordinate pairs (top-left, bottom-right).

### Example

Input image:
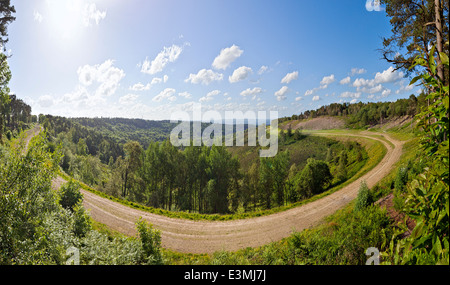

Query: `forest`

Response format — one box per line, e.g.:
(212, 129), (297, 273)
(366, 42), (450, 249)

(278, 94), (424, 128)
(42, 115), (367, 214)
(0, 0), (448, 266)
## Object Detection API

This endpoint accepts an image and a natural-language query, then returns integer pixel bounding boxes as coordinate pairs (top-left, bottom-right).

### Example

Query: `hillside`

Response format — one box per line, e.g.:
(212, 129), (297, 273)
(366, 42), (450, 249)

(279, 116), (346, 131)
(70, 117), (177, 148)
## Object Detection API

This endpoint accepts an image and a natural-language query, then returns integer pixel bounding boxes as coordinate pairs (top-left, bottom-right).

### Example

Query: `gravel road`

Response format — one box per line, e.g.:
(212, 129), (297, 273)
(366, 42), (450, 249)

(52, 132), (404, 254)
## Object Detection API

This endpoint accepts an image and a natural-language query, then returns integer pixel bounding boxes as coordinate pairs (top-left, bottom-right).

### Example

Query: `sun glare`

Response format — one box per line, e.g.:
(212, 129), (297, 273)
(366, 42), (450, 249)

(44, 0), (86, 43)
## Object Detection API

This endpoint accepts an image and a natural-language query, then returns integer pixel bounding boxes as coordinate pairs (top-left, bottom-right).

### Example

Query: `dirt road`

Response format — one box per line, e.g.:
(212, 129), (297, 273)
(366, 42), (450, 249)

(52, 132), (404, 254)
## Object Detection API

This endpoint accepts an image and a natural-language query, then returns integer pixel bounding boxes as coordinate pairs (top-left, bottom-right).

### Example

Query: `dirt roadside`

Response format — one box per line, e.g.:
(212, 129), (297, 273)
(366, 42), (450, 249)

(50, 131), (404, 254)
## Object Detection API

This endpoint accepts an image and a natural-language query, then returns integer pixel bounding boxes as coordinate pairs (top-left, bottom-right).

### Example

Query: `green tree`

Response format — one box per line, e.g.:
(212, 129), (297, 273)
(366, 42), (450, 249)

(0, 1), (15, 52)
(296, 158), (332, 198)
(259, 157), (274, 209)
(76, 138), (88, 156)
(59, 180), (83, 211)
(121, 141), (143, 198)
(136, 217), (163, 265)
(272, 150), (290, 206)
(336, 151), (348, 183)
(0, 53), (11, 142)
(207, 145), (240, 213)
(354, 180), (373, 211)
(381, 0), (449, 84)
(0, 132), (60, 264)
(286, 163), (299, 203)
(383, 45), (449, 265)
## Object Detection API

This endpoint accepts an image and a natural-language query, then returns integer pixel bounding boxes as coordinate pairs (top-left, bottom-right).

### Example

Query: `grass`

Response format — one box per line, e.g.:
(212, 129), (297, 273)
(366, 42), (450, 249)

(160, 203), (394, 265)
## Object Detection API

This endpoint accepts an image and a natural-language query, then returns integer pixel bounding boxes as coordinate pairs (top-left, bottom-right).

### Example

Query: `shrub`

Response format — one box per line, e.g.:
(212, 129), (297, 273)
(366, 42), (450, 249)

(354, 180), (373, 211)
(136, 217), (163, 264)
(59, 180), (83, 211)
(73, 202), (92, 237)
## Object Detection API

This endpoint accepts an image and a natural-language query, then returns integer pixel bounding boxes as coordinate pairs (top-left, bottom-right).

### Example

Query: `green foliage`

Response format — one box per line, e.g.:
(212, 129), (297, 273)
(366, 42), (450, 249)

(336, 151), (348, 182)
(295, 158), (332, 198)
(0, 128), (166, 264)
(354, 180), (373, 212)
(136, 217), (163, 265)
(383, 45), (449, 265)
(71, 117), (178, 148)
(288, 205), (391, 265)
(204, 205), (393, 265)
(0, 131), (60, 264)
(278, 98), (424, 129)
(393, 166), (409, 210)
(72, 202), (92, 237)
(59, 180), (83, 211)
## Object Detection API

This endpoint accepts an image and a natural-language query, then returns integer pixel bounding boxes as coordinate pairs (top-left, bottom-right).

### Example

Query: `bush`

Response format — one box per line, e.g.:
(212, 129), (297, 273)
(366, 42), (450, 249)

(73, 202), (92, 237)
(59, 180), (83, 211)
(354, 180), (373, 211)
(288, 205), (392, 265)
(136, 217), (163, 264)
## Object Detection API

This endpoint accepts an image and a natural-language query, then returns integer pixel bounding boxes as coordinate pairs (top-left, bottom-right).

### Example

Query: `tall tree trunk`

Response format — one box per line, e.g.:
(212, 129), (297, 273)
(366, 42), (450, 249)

(434, 0), (445, 83)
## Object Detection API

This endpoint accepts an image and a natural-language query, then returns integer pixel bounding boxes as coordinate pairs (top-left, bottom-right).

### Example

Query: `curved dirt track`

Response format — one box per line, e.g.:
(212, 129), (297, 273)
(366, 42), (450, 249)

(53, 132), (404, 254)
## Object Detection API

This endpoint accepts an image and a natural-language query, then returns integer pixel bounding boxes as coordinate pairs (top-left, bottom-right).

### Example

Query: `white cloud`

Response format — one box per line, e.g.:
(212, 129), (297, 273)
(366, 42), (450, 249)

(351, 68), (367, 75)
(303, 74), (334, 96)
(281, 71), (299, 84)
(374, 66), (404, 84)
(304, 89), (314, 96)
(258, 66), (268, 75)
(153, 88), (176, 102)
(150, 75), (168, 85)
(381, 89), (391, 97)
(352, 67), (404, 91)
(199, 90), (221, 102)
(274, 86), (289, 101)
(352, 78), (371, 88)
(178, 91), (192, 99)
(340, 76), (351, 85)
(340, 91), (362, 99)
(240, 87), (263, 97)
(229, 66), (252, 83)
(395, 80), (414, 94)
(119, 94), (139, 105)
(34, 10), (43, 23)
(60, 85), (89, 105)
(83, 3), (106, 27)
(304, 84), (327, 96)
(363, 84), (384, 94)
(77, 59), (125, 98)
(320, 74), (335, 85)
(212, 45), (243, 70)
(185, 69), (223, 85)
(38, 95), (54, 108)
(365, 0), (384, 12)
(77, 65), (96, 86)
(141, 45), (183, 75)
(312, 95), (320, 101)
(130, 82), (151, 91)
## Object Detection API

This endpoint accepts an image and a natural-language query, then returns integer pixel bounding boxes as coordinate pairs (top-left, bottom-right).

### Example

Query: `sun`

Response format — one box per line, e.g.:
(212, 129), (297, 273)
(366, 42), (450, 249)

(43, 0), (87, 43)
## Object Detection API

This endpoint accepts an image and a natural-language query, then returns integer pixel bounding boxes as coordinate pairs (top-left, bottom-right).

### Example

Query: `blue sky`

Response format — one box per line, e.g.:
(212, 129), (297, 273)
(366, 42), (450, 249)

(5, 0), (420, 120)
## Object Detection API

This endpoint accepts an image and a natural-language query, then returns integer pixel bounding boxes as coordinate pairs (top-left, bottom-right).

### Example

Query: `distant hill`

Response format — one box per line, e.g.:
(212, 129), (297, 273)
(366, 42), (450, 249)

(70, 117), (176, 148)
